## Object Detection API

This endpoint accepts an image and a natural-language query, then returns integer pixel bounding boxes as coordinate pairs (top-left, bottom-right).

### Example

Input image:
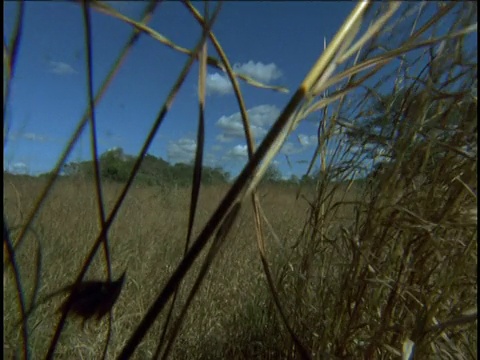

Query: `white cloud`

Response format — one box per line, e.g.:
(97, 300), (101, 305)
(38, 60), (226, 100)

(206, 73), (233, 95)
(233, 61), (282, 83)
(205, 61), (282, 96)
(22, 132), (49, 142)
(167, 140), (219, 167)
(248, 104), (281, 127)
(216, 133), (234, 143)
(49, 61), (76, 75)
(281, 142), (304, 155)
(6, 132), (52, 143)
(11, 162), (27, 174)
(280, 134), (319, 155)
(298, 134), (318, 147)
(216, 104), (280, 142)
(226, 144), (248, 160)
(204, 153), (218, 167)
(217, 116), (262, 139)
(167, 138), (197, 164)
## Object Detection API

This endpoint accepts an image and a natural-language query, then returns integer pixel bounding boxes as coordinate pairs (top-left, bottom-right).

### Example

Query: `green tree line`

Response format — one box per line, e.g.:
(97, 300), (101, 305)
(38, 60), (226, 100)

(61, 148), (231, 187)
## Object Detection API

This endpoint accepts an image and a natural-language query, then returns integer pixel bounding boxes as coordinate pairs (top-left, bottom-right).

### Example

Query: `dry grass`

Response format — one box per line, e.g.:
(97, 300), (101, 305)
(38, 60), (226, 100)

(4, 179), (318, 358)
(5, 171), (475, 358)
(4, 1), (477, 359)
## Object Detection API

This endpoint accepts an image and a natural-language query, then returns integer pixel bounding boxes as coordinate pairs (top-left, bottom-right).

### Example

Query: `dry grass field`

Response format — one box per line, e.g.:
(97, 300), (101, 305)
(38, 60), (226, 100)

(4, 1), (477, 359)
(3, 177), (329, 358)
(4, 170), (476, 359)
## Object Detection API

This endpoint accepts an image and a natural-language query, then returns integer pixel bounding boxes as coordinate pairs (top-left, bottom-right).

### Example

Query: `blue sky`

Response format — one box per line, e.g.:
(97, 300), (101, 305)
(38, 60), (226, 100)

(3, 2), (476, 179)
(3, 1), (358, 178)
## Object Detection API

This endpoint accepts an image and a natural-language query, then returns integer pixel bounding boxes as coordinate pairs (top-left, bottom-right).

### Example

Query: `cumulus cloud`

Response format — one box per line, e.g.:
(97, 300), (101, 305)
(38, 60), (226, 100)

(107, 146), (121, 152)
(205, 60), (282, 96)
(226, 144), (248, 160)
(22, 132), (49, 142)
(167, 139), (219, 167)
(204, 153), (218, 167)
(6, 132), (52, 143)
(216, 104), (280, 142)
(216, 133), (234, 143)
(297, 134), (317, 147)
(206, 73), (234, 95)
(11, 162), (28, 174)
(167, 138), (197, 164)
(281, 142), (304, 155)
(280, 134), (319, 155)
(233, 61), (282, 83)
(49, 61), (77, 75)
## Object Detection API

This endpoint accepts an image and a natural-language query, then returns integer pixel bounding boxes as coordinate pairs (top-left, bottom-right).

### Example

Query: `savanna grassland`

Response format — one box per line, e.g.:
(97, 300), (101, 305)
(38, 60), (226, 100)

(4, 168), (477, 359)
(3, 176), (338, 359)
(4, 1), (477, 359)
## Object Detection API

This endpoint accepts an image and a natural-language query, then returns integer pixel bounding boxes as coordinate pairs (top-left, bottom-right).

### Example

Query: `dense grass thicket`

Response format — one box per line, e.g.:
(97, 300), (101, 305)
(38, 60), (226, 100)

(4, 1), (477, 359)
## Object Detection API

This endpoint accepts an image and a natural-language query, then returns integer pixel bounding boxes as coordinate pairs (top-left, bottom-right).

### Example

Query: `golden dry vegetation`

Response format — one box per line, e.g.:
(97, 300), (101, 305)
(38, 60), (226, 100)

(4, 1), (477, 359)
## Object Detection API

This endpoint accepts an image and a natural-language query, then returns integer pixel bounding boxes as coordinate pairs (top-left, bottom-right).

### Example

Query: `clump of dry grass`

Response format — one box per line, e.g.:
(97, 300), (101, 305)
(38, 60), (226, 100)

(4, 1), (477, 359)
(268, 3), (477, 358)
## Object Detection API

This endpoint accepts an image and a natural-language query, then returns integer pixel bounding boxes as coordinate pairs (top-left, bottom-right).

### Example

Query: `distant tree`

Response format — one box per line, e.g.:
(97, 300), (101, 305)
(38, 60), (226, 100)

(263, 164), (282, 184)
(45, 149), (232, 187)
(289, 174), (300, 185)
(62, 162), (81, 176)
(202, 166), (230, 185)
(99, 148), (132, 183)
(300, 174), (315, 186)
(138, 154), (171, 185)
